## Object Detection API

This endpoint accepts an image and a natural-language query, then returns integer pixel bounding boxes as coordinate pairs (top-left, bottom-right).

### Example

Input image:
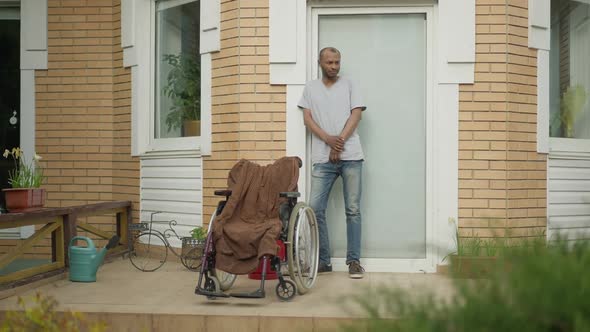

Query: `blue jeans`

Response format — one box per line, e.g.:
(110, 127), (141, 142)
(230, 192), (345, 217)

(309, 160), (363, 265)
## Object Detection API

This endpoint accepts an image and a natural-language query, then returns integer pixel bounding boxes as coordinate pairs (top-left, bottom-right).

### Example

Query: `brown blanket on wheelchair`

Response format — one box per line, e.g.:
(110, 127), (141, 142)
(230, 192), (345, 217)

(212, 156), (300, 274)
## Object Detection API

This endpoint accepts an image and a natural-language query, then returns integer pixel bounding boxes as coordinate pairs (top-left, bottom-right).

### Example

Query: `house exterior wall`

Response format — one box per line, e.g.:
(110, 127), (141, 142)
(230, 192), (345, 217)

(40, 0), (138, 207)
(203, 0), (287, 225)
(0, 0), (557, 263)
(458, 0), (547, 240)
(0, 0), (139, 257)
(42, 0), (138, 247)
(203, 0), (549, 252)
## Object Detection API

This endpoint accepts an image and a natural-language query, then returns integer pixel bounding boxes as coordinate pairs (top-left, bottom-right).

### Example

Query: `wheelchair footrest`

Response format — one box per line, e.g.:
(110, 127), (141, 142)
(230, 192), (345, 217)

(230, 289), (266, 299)
(195, 288), (230, 298)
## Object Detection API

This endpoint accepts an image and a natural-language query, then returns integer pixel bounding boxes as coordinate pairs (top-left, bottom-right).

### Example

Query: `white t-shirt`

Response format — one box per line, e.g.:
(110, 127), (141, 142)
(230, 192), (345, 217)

(298, 77), (366, 164)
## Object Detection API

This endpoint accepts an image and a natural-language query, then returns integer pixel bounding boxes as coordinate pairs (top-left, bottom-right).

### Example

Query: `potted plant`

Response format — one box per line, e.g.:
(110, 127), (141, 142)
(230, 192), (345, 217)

(551, 85), (588, 138)
(162, 53), (201, 137)
(448, 234), (502, 279)
(2, 147), (47, 213)
(560, 85), (587, 138)
(189, 226), (206, 241)
(444, 219), (506, 279)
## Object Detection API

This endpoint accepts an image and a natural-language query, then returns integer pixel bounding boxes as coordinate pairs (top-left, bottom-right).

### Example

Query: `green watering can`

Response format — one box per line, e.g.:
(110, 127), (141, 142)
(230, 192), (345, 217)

(68, 235), (119, 282)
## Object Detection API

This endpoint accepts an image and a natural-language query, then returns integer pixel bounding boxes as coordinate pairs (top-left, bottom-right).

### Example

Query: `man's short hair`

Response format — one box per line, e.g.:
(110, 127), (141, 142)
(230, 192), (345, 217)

(319, 47), (341, 61)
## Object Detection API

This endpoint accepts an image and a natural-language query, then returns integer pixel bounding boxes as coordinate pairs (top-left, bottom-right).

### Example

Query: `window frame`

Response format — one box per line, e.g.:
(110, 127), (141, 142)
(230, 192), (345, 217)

(143, 0), (211, 155)
(548, 0), (590, 155)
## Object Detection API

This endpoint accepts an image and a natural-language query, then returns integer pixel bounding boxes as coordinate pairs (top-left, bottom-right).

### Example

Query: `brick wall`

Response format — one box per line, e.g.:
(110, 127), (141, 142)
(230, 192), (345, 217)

(0, 0), (139, 257)
(458, 0), (547, 240)
(111, 2), (138, 206)
(203, 0), (286, 225)
(505, 0), (546, 237)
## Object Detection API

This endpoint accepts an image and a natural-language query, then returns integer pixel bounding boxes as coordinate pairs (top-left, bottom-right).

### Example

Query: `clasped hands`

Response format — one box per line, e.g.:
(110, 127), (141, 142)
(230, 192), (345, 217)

(326, 135), (344, 163)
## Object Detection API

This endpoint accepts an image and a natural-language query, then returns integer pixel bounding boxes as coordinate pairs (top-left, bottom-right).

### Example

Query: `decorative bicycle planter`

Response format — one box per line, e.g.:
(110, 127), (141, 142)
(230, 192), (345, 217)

(128, 212), (204, 272)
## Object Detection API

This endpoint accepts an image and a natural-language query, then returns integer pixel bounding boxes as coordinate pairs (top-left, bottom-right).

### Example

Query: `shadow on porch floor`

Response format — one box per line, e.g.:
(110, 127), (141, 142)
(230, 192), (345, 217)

(0, 258), (454, 331)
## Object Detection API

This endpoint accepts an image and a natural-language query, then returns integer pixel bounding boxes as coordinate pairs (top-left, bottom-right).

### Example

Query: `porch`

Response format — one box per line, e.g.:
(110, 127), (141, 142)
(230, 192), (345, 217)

(0, 258), (454, 331)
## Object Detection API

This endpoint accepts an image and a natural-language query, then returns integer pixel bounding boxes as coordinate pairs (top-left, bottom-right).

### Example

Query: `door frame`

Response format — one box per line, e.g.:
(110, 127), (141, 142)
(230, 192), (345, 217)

(308, 5), (436, 272)
(0, 2), (39, 239)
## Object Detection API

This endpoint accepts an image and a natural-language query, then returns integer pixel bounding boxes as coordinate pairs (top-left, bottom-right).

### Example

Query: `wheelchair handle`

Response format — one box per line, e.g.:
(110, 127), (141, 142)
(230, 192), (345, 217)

(214, 190), (232, 198)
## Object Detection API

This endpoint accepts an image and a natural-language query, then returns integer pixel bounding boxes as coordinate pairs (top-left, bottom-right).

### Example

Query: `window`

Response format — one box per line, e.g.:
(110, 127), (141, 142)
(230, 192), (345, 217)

(550, 0), (590, 139)
(155, 0), (200, 139)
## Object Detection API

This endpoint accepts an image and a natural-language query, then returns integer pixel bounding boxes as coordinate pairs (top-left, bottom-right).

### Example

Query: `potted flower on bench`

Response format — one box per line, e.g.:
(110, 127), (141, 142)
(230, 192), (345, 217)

(2, 147), (46, 213)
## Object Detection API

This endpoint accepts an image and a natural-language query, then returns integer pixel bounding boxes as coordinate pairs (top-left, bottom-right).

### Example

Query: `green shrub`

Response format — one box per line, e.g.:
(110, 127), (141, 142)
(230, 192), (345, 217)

(344, 238), (590, 332)
(0, 292), (106, 332)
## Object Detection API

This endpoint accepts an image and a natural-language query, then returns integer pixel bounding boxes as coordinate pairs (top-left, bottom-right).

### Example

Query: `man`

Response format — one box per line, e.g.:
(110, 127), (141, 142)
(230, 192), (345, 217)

(297, 47), (366, 279)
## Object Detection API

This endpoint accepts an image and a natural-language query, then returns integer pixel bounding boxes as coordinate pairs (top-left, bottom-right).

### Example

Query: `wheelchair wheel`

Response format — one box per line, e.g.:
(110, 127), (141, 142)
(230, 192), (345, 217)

(212, 269), (237, 291)
(276, 279), (297, 301)
(181, 246), (202, 271)
(130, 232), (168, 272)
(287, 203), (319, 295)
(204, 275), (221, 300)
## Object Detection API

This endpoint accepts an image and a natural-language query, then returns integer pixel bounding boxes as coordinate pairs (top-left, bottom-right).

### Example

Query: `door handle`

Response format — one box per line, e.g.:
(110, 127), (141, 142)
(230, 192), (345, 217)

(9, 110), (17, 126)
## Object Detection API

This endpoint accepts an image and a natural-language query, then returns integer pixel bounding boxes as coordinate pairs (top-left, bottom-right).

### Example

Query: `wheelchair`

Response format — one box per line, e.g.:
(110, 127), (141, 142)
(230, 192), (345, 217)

(195, 162), (319, 301)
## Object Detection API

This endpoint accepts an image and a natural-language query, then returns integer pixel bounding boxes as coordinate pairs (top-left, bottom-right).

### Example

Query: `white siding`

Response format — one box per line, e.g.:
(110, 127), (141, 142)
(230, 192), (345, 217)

(548, 157), (590, 240)
(140, 156), (203, 247)
(0, 229), (20, 239)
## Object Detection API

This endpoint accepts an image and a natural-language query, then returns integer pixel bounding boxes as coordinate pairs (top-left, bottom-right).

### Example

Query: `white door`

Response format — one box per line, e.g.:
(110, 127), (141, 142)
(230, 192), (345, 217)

(311, 7), (433, 272)
(0, 5), (22, 238)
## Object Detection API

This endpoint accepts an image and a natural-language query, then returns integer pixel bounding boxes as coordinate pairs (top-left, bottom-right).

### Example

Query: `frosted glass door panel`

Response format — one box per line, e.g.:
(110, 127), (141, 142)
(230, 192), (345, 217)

(318, 14), (427, 259)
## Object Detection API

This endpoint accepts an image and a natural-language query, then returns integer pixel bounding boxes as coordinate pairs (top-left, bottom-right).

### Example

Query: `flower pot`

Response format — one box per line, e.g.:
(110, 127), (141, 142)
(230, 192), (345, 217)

(182, 120), (201, 137)
(449, 255), (499, 279)
(181, 237), (205, 271)
(2, 188), (46, 213)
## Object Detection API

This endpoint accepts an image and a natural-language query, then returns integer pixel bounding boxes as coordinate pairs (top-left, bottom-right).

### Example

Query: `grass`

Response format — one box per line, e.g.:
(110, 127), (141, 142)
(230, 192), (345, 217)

(451, 221), (545, 258)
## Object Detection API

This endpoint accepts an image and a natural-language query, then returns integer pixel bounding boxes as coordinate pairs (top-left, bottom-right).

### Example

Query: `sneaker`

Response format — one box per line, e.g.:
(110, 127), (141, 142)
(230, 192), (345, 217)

(317, 262), (332, 273)
(348, 261), (364, 279)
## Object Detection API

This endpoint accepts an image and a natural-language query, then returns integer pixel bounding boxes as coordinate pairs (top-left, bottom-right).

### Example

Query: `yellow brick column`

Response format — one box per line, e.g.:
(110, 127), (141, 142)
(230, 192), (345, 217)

(458, 0), (547, 240)
(34, 0), (139, 248)
(237, 0), (286, 163)
(204, 0), (244, 225)
(459, 1), (510, 238)
(505, 0), (547, 237)
(203, 0), (287, 226)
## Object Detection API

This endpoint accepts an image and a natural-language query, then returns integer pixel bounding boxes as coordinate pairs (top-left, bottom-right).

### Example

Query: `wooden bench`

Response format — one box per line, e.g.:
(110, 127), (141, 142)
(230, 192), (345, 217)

(0, 201), (131, 287)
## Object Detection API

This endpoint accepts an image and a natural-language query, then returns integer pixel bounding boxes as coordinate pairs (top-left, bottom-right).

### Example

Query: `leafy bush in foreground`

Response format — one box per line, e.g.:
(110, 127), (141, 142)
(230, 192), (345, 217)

(344, 239), (590, 332)
(0, 292), (106, 332)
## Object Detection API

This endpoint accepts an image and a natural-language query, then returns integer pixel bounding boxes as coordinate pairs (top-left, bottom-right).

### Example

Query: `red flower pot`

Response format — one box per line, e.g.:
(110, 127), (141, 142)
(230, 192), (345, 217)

(2, 188), (46, 213)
